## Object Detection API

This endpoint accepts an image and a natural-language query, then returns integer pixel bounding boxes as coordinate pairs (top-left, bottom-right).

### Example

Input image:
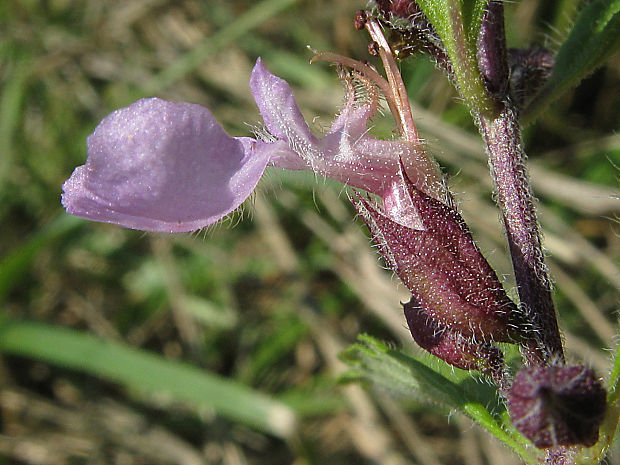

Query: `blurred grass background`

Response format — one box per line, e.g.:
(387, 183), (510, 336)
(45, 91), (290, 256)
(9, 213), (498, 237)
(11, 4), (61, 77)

(0, 0), (619, 464)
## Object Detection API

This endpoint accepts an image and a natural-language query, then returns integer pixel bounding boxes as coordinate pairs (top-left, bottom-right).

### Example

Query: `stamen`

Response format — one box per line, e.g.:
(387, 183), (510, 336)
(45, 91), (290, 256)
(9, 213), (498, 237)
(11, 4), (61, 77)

(350, 70), (379, 116)
(310, 49), (391, 95)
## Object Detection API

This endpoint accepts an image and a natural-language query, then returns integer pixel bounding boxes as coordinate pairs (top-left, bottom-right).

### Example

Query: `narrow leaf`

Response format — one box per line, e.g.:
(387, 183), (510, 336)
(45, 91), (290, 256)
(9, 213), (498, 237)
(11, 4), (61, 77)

(0, 214), (81, 303)
(0, 318), (297, 439)
(524, 0), (620, 122)
(341, 334), (541, 464)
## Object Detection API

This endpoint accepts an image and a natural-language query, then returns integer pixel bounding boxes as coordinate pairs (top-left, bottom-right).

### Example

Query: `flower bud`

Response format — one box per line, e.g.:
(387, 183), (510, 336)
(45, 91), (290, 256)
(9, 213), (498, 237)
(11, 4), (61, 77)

(508, 47), (554, 109)
(508, 365), (606, 448)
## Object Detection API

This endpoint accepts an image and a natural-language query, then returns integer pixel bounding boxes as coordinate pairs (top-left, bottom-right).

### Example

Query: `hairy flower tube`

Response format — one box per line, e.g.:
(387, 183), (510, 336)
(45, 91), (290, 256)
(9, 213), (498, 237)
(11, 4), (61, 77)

(62, 58), (441, 232)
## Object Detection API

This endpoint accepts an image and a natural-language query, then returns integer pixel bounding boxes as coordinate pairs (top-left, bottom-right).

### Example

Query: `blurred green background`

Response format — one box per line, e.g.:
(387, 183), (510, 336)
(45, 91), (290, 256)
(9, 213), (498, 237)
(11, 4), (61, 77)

(0, 0), (618, 464)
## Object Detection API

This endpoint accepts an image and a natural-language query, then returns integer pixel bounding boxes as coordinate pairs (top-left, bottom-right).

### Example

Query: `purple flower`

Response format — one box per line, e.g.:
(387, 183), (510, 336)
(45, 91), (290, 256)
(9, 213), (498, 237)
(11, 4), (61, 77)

(62, 58), (437, 232)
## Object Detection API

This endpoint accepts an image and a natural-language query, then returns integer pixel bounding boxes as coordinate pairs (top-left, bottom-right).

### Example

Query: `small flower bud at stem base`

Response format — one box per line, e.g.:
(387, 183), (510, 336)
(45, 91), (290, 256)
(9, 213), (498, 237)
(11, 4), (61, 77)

(508, 365), (606, 449)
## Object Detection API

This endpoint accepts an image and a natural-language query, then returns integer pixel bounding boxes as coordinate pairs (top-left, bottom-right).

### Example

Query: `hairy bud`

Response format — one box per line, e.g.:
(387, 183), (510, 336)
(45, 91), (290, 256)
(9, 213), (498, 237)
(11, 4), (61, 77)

(508, 47), (554, 109)
(508, 365), (606, 448)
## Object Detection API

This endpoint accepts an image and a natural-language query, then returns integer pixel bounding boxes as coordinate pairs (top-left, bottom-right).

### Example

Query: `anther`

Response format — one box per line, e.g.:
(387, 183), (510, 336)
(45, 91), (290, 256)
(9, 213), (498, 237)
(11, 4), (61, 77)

(354, 10), (367, 30)
(368, 42), (380, 56)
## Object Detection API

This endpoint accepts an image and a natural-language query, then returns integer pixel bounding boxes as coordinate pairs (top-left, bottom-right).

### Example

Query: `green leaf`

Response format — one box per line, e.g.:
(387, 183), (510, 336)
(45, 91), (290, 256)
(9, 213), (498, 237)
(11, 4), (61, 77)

(0, 318), (297, 439)
(413, 0), (495, 115)
(0, 55), (28, 195)
(524, 0), (620, 122)
(341, 334), (541, 465)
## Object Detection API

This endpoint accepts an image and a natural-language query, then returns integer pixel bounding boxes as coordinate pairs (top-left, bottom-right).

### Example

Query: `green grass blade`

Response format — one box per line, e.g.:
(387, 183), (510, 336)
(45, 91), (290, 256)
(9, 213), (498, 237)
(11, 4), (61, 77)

(0, 318), (297, 438)
(0, 57), (27, 196)
(0, 214), (82, 303)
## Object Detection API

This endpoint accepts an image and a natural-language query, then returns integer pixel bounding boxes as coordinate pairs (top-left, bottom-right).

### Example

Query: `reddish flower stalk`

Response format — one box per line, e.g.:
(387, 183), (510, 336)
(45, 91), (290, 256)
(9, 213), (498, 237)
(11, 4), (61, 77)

(364, 17), (420, 143)
(479, 108), (564, 365)
(476, 1), (564, 365)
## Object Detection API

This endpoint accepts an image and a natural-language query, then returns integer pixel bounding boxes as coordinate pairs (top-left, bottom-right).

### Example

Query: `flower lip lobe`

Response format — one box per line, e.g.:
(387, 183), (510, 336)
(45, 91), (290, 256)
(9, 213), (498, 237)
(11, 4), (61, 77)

(61, 98), (270, 233)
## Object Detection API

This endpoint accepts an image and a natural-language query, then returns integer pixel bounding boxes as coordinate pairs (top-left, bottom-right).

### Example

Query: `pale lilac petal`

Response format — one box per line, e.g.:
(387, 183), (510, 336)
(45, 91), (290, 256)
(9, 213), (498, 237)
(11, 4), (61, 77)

(318, 126), (405, 193)
(249, 58), (317, 171)
(320, 95), (443, 198)
(249, 59), (390, 190)
(62, 98), (269, 232)
(249, 59), (440, 200)
(326, 93), (374, 139)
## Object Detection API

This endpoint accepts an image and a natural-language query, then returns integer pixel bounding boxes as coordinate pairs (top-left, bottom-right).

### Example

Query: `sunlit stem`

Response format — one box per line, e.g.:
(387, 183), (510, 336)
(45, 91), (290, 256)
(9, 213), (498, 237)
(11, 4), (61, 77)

(364, 18), (419, 143)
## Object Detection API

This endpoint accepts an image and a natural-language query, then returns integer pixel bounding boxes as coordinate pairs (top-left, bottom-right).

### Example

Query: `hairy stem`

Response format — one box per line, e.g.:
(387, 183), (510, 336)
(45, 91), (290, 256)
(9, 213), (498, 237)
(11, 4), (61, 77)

(479, 105), (564, 365)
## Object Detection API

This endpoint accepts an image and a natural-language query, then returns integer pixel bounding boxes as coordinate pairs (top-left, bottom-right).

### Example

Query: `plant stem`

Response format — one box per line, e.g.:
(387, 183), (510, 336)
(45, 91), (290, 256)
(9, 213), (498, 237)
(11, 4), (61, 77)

(479, 105), (564, 366)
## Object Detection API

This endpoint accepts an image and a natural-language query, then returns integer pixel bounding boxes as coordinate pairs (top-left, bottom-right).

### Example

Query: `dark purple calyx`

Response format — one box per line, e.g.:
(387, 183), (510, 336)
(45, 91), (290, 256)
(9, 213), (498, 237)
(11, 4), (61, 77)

(508, 365), (607, 448)
(508, 47), (554, 110)
(403, 299), (507, 384)
(353, 183), (519, 344)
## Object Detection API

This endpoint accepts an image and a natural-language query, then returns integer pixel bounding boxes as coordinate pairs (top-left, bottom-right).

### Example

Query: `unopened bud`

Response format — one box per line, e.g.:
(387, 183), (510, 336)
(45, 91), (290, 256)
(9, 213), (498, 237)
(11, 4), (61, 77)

(508, 365), (606, 448)
(508, 47), (554, 109)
